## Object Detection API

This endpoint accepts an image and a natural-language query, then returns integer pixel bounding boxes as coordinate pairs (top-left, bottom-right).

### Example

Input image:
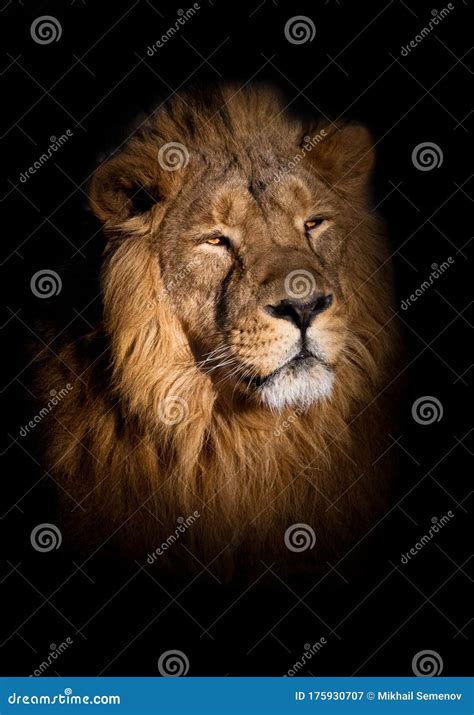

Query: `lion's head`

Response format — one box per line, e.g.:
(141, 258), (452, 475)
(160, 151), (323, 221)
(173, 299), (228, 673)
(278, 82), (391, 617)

(90, 84), (380, 416)
(39, 84), (400, 571)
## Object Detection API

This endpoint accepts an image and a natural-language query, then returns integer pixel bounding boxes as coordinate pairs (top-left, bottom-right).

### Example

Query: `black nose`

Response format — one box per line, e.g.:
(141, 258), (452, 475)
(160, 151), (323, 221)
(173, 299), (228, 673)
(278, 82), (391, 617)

(265, 294), (333, 330)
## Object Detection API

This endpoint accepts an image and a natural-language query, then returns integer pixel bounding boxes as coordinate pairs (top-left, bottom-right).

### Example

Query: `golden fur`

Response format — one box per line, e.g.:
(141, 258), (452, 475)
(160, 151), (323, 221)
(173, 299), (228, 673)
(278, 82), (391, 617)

(35, 84), (401, 574)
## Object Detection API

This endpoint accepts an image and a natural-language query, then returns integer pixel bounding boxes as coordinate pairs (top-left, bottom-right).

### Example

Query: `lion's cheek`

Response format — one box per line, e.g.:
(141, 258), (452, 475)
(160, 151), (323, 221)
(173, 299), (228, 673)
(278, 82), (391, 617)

(307, 314), (346, 364)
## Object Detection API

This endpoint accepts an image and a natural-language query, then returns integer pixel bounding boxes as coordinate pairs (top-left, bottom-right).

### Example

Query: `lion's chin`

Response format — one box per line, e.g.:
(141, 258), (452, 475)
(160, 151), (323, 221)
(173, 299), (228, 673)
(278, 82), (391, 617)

(256, 361), (334, 412)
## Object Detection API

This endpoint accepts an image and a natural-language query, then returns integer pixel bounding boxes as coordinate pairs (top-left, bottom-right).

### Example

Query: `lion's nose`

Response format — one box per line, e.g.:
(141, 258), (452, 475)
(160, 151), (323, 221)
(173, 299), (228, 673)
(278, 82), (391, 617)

(265, 294), (333, 331)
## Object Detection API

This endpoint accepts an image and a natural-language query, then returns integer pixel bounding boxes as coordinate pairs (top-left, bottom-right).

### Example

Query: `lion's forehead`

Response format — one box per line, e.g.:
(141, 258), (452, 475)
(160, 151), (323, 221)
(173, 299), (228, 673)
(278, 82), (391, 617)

(172, 166), (327, 231)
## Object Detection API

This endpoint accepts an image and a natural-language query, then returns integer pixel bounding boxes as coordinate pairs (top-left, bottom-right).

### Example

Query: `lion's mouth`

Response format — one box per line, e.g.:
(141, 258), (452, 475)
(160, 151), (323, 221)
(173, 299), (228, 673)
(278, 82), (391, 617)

(243, 349), (326, 390)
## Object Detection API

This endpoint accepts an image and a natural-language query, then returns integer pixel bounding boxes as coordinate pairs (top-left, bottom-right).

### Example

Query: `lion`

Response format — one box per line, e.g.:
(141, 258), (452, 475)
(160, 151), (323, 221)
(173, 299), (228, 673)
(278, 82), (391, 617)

(34, 84), (401, 575)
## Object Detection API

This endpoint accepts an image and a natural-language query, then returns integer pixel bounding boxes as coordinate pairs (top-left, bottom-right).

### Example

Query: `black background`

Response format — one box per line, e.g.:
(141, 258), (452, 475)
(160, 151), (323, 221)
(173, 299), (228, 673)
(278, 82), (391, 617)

(1, 0), (473, 677)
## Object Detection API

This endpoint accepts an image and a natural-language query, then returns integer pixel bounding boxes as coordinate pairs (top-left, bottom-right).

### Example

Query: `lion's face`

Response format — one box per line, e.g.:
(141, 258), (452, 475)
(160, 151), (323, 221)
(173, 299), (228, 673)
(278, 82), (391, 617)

(90, 86), (375, 412)
(158, 167), (348, 411)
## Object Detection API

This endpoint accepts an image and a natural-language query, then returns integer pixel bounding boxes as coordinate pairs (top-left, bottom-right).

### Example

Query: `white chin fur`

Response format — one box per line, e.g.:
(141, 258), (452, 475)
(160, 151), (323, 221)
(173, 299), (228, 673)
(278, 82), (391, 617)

(257, 364), (334, 412)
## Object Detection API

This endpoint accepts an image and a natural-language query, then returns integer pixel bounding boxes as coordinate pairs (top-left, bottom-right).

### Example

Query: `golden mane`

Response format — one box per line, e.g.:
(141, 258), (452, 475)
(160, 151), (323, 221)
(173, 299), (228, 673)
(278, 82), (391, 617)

(35, 84), (401, 575)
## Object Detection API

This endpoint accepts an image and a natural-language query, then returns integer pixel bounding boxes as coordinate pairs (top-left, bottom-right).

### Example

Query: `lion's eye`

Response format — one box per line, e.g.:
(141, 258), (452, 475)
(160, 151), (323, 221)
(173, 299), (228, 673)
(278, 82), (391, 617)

(205, 236), (229, 246)
(304, 217), (326, 232)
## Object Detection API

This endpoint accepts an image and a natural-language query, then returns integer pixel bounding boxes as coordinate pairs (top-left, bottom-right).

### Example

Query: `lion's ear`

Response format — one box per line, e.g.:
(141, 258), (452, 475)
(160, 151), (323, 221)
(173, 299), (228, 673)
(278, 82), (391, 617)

(306, 122), (374, 191)
(88, 148), (161, 225)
